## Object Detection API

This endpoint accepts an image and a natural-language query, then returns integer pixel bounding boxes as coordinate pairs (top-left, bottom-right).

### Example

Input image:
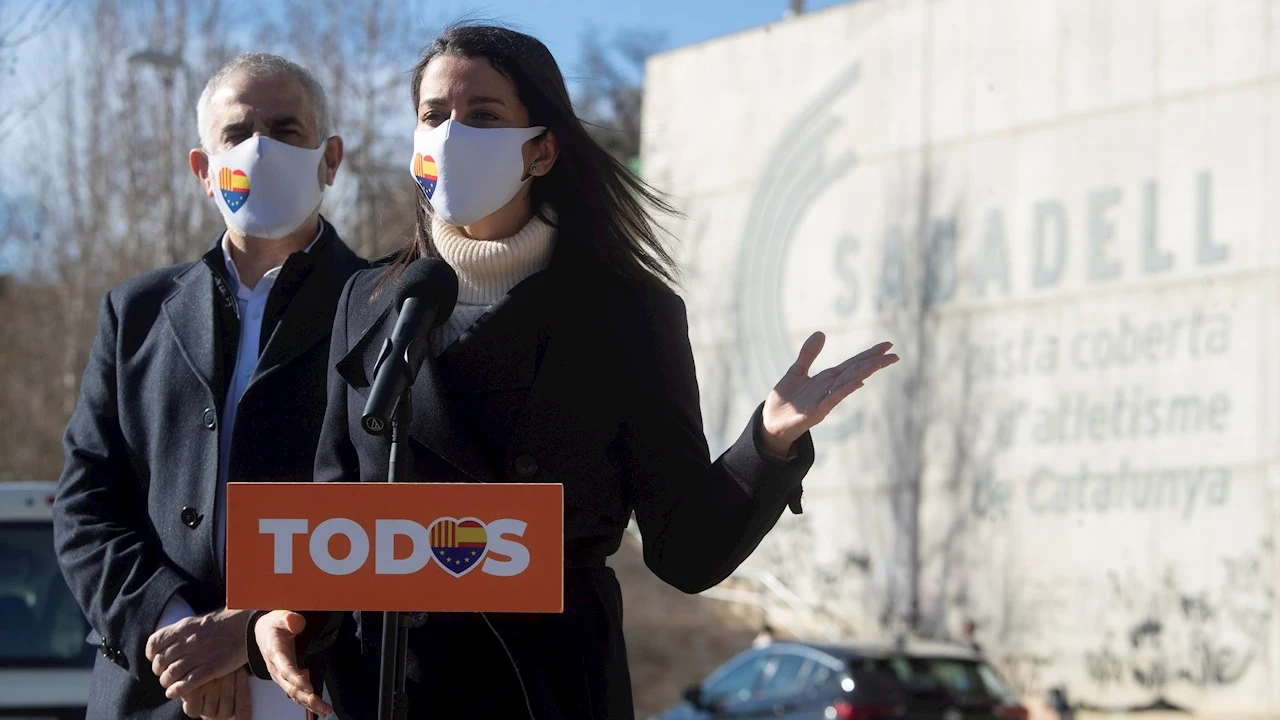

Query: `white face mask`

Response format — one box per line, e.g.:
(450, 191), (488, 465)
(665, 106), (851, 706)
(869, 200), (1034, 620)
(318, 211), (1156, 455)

(410, 120), (547, 227)
(207, 135), (329, 239)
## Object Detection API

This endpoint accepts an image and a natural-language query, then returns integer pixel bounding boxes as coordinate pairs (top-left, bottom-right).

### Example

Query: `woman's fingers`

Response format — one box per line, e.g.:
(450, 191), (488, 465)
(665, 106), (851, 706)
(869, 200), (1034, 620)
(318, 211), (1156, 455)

(787, 332), (826, 377)
(276, 669), (331, 716)
(257, 611), (307, 690)
(253, 609), (330, 713)
(841, 350), (899, 383)
(850, 340), (894, 363)
(829, 353), (899, 402)
(281, 611), (307, 635)
(266, 646), (308, 695)
(790, 337), (894, 386)
(297, 670), (333, 716)
(266, 651), (331, 716)
(830, 341), (895, 377)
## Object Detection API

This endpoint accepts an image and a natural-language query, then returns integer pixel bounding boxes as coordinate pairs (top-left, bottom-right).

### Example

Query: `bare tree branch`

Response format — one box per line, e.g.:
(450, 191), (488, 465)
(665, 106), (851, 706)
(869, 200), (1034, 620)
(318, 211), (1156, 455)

(0, 0), (70, 49)
(577, 28), (665, 164)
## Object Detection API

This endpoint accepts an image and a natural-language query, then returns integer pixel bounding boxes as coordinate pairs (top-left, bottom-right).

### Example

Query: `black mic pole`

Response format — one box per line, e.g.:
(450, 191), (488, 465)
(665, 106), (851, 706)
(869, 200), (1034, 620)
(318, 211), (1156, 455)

(366, 335), (421, 720)
(377, 379), (412, 720)
(361, 258), (458, 720)
(368, 335), (417, 717)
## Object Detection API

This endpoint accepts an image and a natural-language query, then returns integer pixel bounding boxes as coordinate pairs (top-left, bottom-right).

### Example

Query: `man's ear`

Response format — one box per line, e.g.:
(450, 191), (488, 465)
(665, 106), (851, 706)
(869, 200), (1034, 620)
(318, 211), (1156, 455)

(189, 149), (214, 198)
(321, 136), (344, 187)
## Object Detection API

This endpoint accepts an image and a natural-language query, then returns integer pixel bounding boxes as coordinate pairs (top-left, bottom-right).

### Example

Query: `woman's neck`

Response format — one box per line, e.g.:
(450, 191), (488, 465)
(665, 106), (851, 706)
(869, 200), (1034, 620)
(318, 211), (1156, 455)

(431, 212), (555, 305)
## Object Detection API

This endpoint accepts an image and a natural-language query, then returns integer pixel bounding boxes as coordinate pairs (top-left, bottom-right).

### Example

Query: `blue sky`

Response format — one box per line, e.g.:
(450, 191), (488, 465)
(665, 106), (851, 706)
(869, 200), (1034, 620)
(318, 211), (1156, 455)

(423, 0), (853, 88)
(0, 0), (855, 274)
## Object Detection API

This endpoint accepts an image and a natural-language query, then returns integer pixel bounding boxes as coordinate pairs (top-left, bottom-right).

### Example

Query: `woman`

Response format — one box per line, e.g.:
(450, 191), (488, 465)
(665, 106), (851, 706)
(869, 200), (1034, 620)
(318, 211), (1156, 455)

(250, 24), (897, 719)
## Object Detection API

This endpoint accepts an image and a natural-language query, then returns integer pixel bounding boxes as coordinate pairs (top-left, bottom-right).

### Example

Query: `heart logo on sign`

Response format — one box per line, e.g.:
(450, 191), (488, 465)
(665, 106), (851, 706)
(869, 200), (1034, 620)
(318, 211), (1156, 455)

(427, 516), (487, 577)
(411, 153), (438, 199)
(217, 167), (250, 212)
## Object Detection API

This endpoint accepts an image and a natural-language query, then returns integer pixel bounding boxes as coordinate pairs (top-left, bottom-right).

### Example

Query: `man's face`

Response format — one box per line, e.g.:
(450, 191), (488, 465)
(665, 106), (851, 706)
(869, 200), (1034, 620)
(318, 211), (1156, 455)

(206, 70), (319, 152)
(189, 70), (342, 207)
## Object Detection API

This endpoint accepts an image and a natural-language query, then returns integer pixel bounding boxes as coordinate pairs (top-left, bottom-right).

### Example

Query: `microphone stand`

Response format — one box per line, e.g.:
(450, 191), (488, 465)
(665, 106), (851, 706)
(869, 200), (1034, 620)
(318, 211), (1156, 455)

(368, 340), (417, 720)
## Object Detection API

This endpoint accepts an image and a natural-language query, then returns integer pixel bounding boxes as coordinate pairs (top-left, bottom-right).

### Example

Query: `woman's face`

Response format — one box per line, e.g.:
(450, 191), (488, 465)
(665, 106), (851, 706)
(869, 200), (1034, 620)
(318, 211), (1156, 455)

(416, 53), (557, 240)
(417, 54), (530, 131)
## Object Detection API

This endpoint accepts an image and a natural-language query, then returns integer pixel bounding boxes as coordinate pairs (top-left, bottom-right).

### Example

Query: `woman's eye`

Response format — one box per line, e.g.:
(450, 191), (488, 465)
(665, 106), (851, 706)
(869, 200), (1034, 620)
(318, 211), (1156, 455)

(421, 112), (447, 126)
(470, 111), (499, 124)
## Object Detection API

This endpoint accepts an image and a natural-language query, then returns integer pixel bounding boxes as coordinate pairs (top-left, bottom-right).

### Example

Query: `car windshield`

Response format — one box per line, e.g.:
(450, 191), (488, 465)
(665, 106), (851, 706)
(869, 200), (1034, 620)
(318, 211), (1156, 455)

(927, 659), (992, 704)
(882, 655), (1008, 707)
(0, 521), (95, 668)
(975, 661), (1019, 703)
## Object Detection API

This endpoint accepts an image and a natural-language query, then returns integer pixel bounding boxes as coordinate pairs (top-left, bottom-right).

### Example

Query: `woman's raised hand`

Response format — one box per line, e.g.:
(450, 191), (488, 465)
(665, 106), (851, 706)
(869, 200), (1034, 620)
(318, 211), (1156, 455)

(760, 333), (898, 455)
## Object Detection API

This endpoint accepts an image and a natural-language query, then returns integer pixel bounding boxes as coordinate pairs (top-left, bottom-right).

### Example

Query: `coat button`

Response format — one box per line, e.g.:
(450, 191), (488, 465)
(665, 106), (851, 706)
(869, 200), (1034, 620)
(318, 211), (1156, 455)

(513, 454), (539, 479)
(202, 408), (217, 430)
(180, 506), (202, 528)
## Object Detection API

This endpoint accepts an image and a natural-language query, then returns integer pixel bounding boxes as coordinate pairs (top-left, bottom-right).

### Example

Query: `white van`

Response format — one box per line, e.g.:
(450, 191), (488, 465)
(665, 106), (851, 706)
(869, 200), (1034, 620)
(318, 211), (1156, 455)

(0, 481), (92, 719)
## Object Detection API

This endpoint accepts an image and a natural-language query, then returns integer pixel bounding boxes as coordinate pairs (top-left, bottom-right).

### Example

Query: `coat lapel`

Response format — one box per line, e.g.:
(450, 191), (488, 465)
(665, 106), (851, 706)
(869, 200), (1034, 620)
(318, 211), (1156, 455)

(162, 263), (225, 404)
(251, 230), (357, 387)
(496, 266), (578, 463)
(435, 273), (549, 393)
(336, 287), (498, 483)
(404, 346), (499, 483)
(335, 264), (565, 484)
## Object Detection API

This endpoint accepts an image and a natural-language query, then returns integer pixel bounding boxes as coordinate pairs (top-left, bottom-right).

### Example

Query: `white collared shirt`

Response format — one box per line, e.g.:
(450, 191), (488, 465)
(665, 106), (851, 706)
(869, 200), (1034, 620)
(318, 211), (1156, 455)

(214, 225), (322, 568)
(157, 223), (322, 720)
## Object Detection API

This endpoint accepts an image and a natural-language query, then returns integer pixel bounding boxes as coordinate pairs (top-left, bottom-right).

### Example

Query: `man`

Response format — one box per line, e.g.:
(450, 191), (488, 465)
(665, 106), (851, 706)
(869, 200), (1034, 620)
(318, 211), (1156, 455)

(54, 53), (365, 719)
(962, 618), (981, 652)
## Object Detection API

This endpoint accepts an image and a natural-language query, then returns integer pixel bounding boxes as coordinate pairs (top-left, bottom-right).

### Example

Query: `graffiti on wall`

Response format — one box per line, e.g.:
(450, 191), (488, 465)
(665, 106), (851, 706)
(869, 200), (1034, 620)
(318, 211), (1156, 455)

(1080, 539), (1274, 696)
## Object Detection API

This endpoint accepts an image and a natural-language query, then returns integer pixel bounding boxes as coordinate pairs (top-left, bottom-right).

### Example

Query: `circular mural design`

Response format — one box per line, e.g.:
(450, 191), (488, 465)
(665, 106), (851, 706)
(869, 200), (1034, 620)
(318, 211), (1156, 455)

(734, 62), (863, 441)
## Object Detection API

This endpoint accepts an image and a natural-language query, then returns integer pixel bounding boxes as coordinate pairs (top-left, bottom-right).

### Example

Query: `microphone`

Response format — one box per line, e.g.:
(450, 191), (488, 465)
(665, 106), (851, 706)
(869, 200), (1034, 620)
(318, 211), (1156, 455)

(361, 258), (459, 435)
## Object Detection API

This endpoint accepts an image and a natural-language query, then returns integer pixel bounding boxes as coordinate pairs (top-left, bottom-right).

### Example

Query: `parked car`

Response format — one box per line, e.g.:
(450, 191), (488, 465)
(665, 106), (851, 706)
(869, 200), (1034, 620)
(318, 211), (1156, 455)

(0, 481), (93, 719)
(650, 638), (1028, 720)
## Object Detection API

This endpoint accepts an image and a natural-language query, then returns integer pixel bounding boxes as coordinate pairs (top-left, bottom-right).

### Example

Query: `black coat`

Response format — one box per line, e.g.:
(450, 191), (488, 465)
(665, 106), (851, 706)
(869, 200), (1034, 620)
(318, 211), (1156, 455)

(52, 220), (365, 719)
(300, 252), (815, 720)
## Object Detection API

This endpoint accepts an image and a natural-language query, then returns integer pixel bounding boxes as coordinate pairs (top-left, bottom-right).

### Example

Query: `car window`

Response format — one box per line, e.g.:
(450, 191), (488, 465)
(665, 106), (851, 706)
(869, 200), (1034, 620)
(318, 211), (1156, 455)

(930, 660), (977, 692)
(0, 521), (95, 667)
(757, 653), (811, 697)
(703, 655), (768, 706)
(922, 659), (994, 705)
(809, 663), (832, 688)
(849, 667), (909, 706)
(976, 662), (1018, 703)
(886, 656), (944, 694)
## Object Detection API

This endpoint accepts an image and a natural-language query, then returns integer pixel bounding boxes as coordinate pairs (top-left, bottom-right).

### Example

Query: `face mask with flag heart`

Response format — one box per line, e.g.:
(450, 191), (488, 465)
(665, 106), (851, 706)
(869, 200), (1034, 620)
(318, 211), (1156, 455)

(207, 135), (330, 239)
(411, 120), (546, 227)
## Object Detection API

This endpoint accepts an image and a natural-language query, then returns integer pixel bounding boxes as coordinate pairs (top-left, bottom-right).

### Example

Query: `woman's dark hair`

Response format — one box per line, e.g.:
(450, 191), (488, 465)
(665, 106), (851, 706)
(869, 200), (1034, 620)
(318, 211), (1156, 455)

(386, 23), (680, 289)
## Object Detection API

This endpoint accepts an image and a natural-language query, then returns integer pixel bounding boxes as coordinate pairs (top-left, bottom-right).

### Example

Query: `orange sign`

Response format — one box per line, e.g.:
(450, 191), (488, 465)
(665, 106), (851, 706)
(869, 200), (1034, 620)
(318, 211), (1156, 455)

(225, 483), (563, 613)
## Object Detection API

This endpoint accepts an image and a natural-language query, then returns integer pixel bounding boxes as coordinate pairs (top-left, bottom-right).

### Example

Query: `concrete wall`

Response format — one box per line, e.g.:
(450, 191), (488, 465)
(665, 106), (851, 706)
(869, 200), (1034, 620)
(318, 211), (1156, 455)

(641, 0), (1280, 716)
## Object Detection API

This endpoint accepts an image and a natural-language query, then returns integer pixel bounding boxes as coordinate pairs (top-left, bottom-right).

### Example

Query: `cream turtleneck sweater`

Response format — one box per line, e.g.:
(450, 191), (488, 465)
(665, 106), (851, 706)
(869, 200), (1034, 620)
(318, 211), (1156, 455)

(427, 212), (556, 356)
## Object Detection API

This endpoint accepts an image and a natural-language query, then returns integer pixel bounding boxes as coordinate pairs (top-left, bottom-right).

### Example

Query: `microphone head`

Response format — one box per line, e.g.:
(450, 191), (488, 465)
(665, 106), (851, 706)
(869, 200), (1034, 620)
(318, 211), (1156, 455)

(395, 258), (459, 328)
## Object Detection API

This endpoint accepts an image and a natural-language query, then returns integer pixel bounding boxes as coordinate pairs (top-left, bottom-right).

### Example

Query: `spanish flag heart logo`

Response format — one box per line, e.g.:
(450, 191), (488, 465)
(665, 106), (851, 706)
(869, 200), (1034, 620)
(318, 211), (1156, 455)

(427, 517), (488, 578)
(412, 153), (438, 200)
(218, 168), (250, 212)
